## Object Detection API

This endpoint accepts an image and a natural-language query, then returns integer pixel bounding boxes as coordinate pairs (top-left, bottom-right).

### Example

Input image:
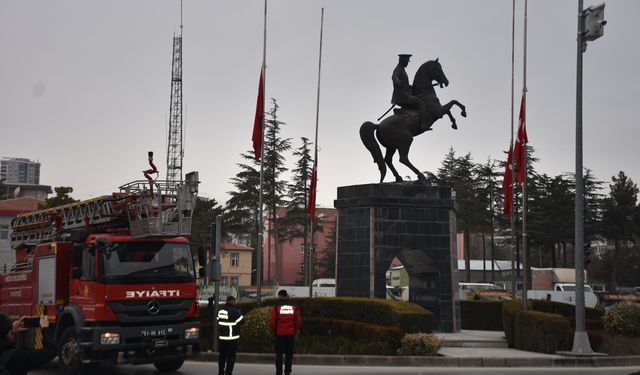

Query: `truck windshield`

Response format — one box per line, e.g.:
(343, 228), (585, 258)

(99, 242), (194, 284)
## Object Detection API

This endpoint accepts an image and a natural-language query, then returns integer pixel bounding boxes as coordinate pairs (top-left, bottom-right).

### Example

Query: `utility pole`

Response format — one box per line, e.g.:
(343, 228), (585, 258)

(572, 1), (606, 355)
(210, 216), (222, 352)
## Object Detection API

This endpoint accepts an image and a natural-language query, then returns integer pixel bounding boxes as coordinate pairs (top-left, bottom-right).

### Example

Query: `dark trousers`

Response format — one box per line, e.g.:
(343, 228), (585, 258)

(218, 339), (238, 375)
(275, 335), (295, 375)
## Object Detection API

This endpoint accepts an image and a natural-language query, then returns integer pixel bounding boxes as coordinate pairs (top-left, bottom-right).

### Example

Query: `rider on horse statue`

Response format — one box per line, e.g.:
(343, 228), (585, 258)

(360, 56), (467, 183)
(391, 54), (429, 132)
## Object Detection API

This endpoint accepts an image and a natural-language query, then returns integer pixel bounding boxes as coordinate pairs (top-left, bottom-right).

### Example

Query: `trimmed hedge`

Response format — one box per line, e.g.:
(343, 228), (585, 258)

(502, 299), (530, 348)
(198, 297), (434, 355)
(237, 307), (273, 353)
(298, 318), (402, 355)
(514, 310), (571, 354)
(460, 301), (503, 331)
(236, 297), (434, 333)
(530, 300), (604, 320)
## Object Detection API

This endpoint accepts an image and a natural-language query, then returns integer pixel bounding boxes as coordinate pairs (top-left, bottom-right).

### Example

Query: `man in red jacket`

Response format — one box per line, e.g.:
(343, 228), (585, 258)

(269, 290), (301, 375)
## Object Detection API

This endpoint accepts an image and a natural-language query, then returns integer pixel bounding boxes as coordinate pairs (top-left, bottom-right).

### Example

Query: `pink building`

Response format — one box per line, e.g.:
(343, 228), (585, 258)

(262, 207), (336, 285)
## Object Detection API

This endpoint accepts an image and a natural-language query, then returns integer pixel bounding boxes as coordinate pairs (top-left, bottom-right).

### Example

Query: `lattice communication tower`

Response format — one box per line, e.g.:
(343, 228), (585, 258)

(166, 28), (183, 183)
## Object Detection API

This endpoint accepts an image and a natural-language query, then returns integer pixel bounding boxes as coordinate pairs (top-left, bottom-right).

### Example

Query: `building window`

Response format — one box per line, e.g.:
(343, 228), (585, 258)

(300, 245), (304, 254)
(230, 276), (239, 287)
(299, 263), (304, 273)
(0, 225), (8, 240)
(231, 253), (239, 268)
(220, 276), (228, 286)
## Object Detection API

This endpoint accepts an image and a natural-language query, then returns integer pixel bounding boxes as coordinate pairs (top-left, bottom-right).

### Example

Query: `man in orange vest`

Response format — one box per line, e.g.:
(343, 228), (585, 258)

(269, 290), (302, 375)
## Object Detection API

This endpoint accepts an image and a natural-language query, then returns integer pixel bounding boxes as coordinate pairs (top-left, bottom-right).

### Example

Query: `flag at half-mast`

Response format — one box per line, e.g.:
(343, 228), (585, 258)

(514, 95), (528, 185)
(502, 146), (514, 219)
(307, 156), (318, 221)
(252, 70), (265, 160)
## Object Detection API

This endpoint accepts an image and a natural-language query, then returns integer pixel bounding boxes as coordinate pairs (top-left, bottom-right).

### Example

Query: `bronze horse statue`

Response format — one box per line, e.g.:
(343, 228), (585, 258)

(360, 59), (467, 182)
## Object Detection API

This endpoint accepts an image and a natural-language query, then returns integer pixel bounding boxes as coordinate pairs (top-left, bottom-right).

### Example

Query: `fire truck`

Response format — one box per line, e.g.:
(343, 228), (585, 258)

(0, 155), (201, 374)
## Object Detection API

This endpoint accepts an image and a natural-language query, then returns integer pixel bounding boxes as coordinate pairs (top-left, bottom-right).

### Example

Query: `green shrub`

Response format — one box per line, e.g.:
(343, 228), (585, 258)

(502, 299), (530, 348)
(603, 301), (640, 336)
(397, 333), (442, 356)
(237, 306), (273, 353)
(237, 297), (434, 333)
(301, 317), (402, 354)
(236, 300), (259, 315)
(296, 318), (402, 355)
(514, 311), (571, 354)
(198, 297), (434, 354)
(531, 300), (604, 320)
(460, 301), (503, 330)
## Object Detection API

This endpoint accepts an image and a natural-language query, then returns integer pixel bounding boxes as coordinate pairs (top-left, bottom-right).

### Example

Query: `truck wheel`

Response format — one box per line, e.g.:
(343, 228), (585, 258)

(153, 358), (185, 372)
(58, 327), (84, 375)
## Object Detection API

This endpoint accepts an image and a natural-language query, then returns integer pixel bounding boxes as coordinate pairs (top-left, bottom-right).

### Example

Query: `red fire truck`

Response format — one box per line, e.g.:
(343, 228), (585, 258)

(0, 157), (201, 374)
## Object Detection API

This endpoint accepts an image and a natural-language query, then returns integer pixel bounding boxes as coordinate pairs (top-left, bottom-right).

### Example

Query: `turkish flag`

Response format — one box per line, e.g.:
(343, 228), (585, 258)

(502, 146), (514, 219)
(514, 95), (528, 185)
(307, 158), (318, 221)
(252, 70), (264, 160)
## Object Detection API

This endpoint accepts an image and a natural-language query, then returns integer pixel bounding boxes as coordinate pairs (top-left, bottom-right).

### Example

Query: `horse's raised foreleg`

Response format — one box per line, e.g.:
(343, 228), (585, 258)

(384, 147), (403, 182)
(445, 110), (458, 130)
(398, 143), (427, 182)
(441, 100), (467, 129)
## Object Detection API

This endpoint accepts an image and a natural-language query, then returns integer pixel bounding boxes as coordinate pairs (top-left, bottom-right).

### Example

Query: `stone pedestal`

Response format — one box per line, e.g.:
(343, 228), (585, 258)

(334, 183), (461, 332)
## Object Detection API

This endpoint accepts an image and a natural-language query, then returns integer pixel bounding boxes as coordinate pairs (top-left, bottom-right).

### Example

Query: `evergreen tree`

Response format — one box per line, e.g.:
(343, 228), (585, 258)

(602, 171), (640, 291)
(476, 158), (500, 282)
(583, 169), (605, 246)
(39, 186), (77, 209)
(225, 152), (261, 284)
(437, 148), (487, 282)
(263, 98), (292, 282)
(528, 173), (573, 268)
(316, 224), (336, 278)
(284, 137), (313, 238)
(284, 137), (314, 283)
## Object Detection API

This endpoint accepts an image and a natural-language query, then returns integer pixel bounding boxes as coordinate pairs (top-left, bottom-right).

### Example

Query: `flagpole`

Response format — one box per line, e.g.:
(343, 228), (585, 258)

(520, 0), (529, 311)
(256, 0), (267, 304)
(308, 7), (324, 295)
(509, 0), (517, 299)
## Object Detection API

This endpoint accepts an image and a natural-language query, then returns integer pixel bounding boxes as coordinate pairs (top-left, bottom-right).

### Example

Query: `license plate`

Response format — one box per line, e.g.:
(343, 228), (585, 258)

(141, 329), (166, 337)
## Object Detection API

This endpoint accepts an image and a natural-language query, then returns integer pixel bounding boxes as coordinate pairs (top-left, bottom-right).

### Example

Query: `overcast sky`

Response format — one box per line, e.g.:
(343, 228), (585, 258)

(1, 0), (638, 208)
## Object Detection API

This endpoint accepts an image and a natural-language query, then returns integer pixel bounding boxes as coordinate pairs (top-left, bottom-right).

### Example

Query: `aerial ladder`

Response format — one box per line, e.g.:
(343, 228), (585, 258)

(10, 152), (199, 249)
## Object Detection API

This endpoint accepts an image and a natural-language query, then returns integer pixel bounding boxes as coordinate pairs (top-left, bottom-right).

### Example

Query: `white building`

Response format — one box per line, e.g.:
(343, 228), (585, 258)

(1, 157), (40, 185)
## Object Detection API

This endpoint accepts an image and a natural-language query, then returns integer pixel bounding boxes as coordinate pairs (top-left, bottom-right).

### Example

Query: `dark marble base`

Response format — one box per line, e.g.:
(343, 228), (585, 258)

(334, 182), (461, 332)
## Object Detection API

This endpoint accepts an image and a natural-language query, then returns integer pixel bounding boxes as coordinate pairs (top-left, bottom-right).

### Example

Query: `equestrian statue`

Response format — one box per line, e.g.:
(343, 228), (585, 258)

(360, 54), (467, 183)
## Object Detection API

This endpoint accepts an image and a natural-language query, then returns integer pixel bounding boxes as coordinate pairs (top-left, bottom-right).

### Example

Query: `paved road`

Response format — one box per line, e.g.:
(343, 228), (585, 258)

(31, 360), (640, 375)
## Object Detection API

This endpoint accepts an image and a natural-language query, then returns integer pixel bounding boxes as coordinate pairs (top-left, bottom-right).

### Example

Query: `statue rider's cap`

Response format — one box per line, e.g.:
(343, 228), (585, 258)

(398, 54), (412, 59)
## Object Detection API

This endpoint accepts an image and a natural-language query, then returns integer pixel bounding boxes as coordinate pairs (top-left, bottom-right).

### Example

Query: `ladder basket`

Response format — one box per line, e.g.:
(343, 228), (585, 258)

(118, 172), (199, 239)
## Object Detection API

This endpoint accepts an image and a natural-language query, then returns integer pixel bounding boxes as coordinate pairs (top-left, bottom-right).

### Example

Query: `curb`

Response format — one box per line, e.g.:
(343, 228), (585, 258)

(192, 351), (640, 367)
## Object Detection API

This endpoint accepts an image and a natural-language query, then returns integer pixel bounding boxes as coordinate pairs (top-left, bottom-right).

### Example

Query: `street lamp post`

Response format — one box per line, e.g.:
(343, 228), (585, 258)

(573, 0), (606, 355)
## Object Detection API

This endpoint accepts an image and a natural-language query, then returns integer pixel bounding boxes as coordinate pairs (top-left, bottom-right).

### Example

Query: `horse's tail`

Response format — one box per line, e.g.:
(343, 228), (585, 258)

(359, 121), (386, 180)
